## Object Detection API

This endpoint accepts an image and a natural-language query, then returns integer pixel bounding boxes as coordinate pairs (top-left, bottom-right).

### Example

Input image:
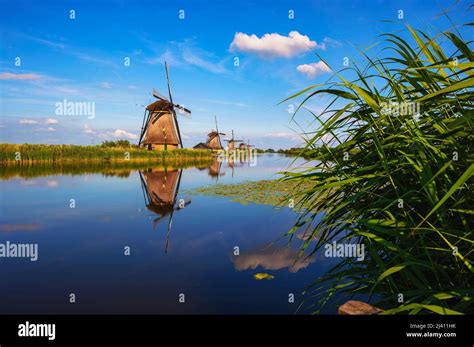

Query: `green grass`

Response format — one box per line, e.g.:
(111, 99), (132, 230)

(0, 143), (213, 163)
(282, 22), (473, 314)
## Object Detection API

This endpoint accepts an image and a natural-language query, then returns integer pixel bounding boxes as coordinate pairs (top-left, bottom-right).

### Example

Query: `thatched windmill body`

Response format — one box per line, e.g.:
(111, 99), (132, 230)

(224, 130), (243, 152)
(138, 62), (191, 150)
(206, 116), (225, 150)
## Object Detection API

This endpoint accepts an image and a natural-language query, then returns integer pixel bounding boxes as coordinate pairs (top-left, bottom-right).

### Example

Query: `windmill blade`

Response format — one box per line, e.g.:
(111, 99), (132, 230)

(214, 115), (219, 134)
(165, 61), (173, 105)
(174, 104), (192, 118)
(138, 110), (152, 146)
(152, 88), (169, 102)
(173, 103), (191, 114)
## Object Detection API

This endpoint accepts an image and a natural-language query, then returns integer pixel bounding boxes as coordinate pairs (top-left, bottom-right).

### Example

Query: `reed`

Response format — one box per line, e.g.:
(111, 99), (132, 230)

(282, 23), (473, 314)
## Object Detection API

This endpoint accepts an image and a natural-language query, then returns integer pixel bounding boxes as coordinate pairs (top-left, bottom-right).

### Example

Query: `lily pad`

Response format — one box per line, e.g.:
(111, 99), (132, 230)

(254, 272), (275, 280)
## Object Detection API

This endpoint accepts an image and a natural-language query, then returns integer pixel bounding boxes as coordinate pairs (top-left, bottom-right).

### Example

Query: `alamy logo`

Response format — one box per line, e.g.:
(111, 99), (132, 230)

(18, 321), (55, 341)
(324, 241), (365, 261)
(0, 241), (38, 261)
(55, 99), (96, 119)
(380, 101), (420, 116)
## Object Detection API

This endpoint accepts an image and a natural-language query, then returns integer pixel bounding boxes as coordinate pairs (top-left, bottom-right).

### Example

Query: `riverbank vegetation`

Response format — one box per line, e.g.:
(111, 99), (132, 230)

(282, 23), (473, 314)
(0, 142), (213, 164)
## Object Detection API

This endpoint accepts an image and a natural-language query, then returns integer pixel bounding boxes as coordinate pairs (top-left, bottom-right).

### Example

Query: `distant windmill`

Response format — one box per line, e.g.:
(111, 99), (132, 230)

(246, 139), (254, 149)
(206, 115), (225, 150)
(224, 130), (243, 152)
(138, 62), (191, 150)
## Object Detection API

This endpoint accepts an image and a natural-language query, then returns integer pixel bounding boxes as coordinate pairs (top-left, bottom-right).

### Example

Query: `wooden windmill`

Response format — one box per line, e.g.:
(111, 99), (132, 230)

(224, 130), (243, 152)
(139, 168), (191, 253)
(138, 62), (191, 150)
(206, 116), (225, 150)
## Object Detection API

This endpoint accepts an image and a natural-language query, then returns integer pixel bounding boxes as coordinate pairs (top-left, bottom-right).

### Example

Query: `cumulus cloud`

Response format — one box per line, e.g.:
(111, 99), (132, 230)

(0, 72), (42, 80)
(19, 119), (39, 125)
(110, 129), (138, 140)
(83, 124), (138, 140)
(297, 61), (331, 78)
(230, 31), (324, 58)
(45, 118), (58, 124)
(83, 124), (96, 134)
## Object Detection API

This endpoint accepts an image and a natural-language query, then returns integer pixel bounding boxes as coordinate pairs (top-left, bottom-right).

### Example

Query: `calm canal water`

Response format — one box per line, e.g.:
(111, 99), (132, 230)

(0, 154), (340, 314)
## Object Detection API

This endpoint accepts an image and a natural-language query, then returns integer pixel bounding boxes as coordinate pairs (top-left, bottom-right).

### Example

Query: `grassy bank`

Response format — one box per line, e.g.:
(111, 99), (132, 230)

(0, 143), (213, 164)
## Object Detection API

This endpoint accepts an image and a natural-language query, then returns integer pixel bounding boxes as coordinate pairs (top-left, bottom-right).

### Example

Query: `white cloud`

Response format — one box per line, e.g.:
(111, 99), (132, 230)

(322, 37), (342, 48)
(21, 34), (65, 49)
(0, 73), (42, 81)
(297, 61), (331, 78)
(128, 85), (138, 90)
(83, 124), (137, 140)
(182, 49), (227, 74)
(45, 118), (58, 124)
(36, 126), (57, 132)
(100, 82), (113, 89)
(19, 119), (39, 124)
(83, 124), (96, 134)
(230, 31), (324, 58)
(110, 129), (138, 140)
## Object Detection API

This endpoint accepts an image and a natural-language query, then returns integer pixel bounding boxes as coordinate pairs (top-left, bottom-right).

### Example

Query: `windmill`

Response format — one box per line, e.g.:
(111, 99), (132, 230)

(224, 130), (243, 152)
(138, 62), (191, 150)
(139, 168), (191, 253)
(205, 116), (225, 150)
(246, 139), (254, 150)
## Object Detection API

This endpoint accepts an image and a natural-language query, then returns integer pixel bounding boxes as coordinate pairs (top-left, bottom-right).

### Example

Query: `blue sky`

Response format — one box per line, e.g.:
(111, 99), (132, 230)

(0, 0), (471, 148)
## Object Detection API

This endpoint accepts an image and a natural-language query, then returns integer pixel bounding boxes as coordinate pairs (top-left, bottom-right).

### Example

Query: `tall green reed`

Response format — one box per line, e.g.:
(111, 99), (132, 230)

(283, 23), (473, 314)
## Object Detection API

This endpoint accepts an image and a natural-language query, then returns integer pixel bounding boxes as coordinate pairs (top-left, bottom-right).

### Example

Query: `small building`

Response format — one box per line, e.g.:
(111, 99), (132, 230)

(193, 142), (209, 149)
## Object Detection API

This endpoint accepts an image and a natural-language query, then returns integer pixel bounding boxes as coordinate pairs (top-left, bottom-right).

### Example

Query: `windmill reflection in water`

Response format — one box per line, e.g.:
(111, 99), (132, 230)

(139, 168), (191, 253)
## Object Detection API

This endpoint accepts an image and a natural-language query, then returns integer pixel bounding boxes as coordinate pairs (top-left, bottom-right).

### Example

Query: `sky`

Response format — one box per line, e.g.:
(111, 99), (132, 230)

(0, 0), (471, 149)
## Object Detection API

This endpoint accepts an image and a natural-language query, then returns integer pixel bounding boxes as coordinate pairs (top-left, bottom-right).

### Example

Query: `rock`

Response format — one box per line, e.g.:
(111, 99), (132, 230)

(338, 300), (383, 315)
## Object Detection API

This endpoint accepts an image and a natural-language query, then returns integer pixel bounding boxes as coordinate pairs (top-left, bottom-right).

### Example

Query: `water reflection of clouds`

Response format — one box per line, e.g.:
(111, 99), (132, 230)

(18, 179), (59, 187)
(232, 245), (314, 273)
(0, 223), (41, 232)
